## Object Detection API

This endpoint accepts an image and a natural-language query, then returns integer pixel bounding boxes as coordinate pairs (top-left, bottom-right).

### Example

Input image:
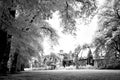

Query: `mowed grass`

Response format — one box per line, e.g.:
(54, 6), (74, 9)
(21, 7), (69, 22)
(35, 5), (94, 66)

(0, 70), (120, 80)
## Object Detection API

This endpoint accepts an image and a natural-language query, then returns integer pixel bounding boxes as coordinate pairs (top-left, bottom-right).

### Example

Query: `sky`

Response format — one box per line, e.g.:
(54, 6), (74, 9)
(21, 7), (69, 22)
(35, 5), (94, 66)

(42, 0), (106, 56)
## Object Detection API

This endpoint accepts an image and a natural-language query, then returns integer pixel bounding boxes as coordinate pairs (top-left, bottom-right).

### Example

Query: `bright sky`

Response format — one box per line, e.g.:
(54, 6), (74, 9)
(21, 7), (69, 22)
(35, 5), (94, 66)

(42, 0), (106, 56)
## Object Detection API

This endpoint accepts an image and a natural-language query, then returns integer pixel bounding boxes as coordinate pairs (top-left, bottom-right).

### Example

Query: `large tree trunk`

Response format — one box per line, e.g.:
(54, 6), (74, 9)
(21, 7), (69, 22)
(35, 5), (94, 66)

(0, 29), (12, 74)
(0, 0), (17, 74)
(9, 48), (19, 73)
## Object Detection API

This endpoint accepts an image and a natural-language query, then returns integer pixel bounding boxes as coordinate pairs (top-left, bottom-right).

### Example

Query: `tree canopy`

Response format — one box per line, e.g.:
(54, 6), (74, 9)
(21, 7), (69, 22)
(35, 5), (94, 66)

(0, 0), (101, 73)
(93, 0), (120, 68)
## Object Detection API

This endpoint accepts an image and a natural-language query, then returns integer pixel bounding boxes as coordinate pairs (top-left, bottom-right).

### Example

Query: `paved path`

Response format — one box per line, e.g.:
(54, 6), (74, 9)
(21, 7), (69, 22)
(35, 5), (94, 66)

(0, 70), (120, 80)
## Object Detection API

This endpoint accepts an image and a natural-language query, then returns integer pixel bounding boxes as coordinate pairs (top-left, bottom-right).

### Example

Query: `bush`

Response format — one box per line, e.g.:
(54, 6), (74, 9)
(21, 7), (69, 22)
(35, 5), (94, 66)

(106, 62), (120, 69)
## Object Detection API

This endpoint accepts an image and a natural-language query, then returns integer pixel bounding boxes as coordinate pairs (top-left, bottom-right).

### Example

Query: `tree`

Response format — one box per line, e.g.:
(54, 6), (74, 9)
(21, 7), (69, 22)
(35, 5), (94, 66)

(93, 0), (120, 69)
(0, 0), (59, 73)
(60, 0), (97, 35)
(0, 0), (14, 73)
(74, 45), (81, 69)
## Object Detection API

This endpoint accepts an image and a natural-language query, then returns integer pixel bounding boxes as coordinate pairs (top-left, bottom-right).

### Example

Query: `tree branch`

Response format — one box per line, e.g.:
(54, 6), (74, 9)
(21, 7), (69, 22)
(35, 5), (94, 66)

(115, 8), (120, 19)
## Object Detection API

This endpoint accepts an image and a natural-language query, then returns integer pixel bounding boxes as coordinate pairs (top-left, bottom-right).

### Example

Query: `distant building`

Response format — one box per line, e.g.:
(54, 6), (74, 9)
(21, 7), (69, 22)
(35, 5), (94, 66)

(78, 47), (105, 68)
(58, 48), (105, 68)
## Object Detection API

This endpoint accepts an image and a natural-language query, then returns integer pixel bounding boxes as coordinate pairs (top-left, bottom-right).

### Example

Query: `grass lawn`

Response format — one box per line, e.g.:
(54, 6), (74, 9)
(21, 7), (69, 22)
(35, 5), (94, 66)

(0, 69), (120, 80)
